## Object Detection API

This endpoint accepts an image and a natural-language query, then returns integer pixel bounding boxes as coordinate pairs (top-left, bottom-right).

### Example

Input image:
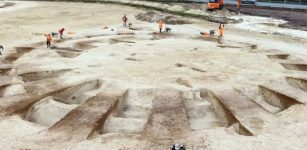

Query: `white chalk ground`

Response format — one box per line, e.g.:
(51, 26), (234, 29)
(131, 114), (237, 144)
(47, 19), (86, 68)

(0, 1), (307, 150)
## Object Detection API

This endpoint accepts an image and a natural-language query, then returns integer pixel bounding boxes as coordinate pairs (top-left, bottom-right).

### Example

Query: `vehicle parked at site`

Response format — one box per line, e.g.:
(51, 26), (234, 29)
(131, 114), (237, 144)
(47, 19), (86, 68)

(241, 0), (257, 5)
(207, 0), (224, 10)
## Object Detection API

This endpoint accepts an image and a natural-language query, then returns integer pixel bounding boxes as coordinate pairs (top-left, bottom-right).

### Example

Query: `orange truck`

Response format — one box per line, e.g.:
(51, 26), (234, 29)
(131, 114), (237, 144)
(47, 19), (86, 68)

(207, 0), (224, 10)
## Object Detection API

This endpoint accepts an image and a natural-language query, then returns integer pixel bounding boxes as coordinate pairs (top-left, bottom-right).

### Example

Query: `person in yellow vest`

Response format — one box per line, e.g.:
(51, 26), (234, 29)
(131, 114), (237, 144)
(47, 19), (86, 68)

(159, 20), (163, 33)
(237, 0), (241, 14)
(219, 23), (224, 37)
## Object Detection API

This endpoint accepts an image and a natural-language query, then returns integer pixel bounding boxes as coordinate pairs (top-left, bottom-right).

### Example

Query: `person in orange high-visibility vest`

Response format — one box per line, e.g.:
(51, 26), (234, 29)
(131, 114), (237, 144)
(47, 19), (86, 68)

(159, 20), (163, 33)
(237, 0), (241, 14)
(219, 23), (224, 37)
(46, 34), (53, 48)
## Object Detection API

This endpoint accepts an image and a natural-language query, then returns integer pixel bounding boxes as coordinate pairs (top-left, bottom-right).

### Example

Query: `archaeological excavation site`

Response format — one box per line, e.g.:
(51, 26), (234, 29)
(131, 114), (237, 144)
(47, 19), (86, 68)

(0, 0), (307, 149)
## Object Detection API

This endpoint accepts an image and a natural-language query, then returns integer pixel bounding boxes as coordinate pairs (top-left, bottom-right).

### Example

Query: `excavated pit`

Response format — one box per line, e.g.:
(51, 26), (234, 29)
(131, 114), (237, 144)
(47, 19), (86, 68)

(51, 46), (82, 52)
(25, 96), (78, 127)
(0, 76), (24, 97)
(109, 38), (135, 44)
(194, 36), (220, 43)
(56, 50), (81, 58)
(4, 47), (35, 62)
(0, 69), (11, 76)
(85, 34), (107, 38)
(73, 40), (99, 50)
(281, 63), (307, 71)
(15, 47), (35, 53)
(142, 89), (190, 140)
(103, 89), (154, 134)
(20, 80), (105, 128)
(125, 58), (142, 61)
(183, 90), (222, 130)
(52, 80), (101, 104)
(136, 12), (193, 25)
(151, 32), (179, 40)
(259, 85), (301, 110)
(0, 63), (12, 73)
(109, 37), (136, 44)
(266, 54), (290, 60)
(0, 2), (15, 8)
(207, 91), (238, 127)
(207, 91), (253, 136)
(117, 32), (135, 35)
(49, 90), (127, 140)
(286, 77), (307, 92)
(19, 69), (72, 82)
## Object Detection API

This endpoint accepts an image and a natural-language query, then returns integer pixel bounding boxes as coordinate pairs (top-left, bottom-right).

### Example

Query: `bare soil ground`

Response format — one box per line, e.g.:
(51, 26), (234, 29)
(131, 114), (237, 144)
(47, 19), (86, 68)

(0, 1), (307, 150)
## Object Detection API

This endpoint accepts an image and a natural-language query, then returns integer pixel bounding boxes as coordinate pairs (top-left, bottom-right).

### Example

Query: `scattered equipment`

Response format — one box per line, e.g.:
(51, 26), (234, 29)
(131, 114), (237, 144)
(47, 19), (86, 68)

(210, 30), (215, 36)
(172, 144), (186, 150)
(51, 32), (58, 37)
(166, 27), (171, 32)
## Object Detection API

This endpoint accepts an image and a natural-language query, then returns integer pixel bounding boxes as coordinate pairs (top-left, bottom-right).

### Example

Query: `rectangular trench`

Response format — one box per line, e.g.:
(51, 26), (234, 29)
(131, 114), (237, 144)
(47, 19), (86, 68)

(207, 89), (276, 136)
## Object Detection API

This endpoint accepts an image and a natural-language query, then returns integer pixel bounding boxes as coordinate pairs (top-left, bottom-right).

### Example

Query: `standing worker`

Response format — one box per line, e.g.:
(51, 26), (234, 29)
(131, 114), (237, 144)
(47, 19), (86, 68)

(46, 34), (53, 48)
(219, 23), (224, 37)
(159, 20), (163, 33)
(0, 45), (3, 55)
(59, 28), (65, 40)
(122, 14), (128, 27)
(237, 0), (241, 14)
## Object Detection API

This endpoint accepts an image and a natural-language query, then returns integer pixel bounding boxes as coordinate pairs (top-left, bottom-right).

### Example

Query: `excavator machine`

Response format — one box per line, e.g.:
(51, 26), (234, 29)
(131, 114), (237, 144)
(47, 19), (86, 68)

(207, 0), (224, 11)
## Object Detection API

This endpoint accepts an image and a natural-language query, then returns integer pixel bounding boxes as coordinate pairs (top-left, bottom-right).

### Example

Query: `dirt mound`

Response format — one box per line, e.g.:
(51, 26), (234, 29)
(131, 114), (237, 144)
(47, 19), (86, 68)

(135, 12), (193, 25)
(0, 2), (15, 8)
